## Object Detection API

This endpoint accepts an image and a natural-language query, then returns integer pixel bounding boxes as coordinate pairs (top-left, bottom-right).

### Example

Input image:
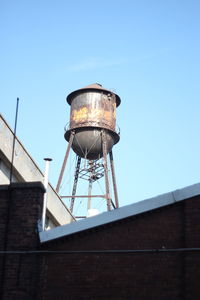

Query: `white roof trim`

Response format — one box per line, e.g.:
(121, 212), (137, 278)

(39, 182), (200, 243)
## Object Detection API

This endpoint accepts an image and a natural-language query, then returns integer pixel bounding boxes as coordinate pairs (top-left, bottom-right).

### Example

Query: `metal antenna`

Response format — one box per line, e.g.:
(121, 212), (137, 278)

(10, 98), (19, 184)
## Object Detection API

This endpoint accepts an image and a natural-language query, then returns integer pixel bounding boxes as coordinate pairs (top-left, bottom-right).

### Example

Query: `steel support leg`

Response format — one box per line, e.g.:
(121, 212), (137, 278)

(56, 131), (75, 193)
(102, 130), (111, 211)
(87, 161), (93, 211)
(70, 156), (81, 214)
(109, 151), (119, 208)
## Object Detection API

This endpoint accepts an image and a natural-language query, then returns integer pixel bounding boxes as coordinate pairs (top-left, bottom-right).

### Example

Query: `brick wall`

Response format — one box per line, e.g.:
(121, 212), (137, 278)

(41, 196), (200, 300)
(184, 199), (200, 299)
(0, 182), (200, 299)
(0, 182), (45, 300)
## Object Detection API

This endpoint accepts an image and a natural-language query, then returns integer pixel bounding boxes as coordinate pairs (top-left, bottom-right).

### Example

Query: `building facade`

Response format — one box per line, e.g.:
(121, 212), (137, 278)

(0, 181), (200, 299)
(0, 114), (73, 227)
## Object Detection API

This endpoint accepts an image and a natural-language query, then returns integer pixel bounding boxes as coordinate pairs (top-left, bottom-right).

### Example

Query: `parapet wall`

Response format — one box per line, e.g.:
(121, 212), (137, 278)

(0, 114), (73, 226)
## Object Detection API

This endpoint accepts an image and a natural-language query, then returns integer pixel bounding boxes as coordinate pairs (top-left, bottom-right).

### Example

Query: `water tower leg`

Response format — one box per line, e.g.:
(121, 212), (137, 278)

(87, 161), (93, 211)
(70, 156), (81, 214)
(109, 151), (119, 208)
(56, 131), (75, 193)
(102, 130), (111, 211)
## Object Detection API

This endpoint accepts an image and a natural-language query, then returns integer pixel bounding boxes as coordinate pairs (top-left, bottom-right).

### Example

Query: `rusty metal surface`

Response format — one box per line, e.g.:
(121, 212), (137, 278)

(70, 156), (81, 214)
(69, 91), (117, 132)
(67, 83), (121, 107)
(56, 131), (75, 193)
(109, 151), (119, 208)
(64, 83), (120, 159)
(65, 128), (118, 160)
(102, 130), (111, 211)
(61, 195), (106, 198)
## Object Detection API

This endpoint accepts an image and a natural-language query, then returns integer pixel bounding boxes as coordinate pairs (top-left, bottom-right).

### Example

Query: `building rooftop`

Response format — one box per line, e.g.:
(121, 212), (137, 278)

(39, 181), (200, 243)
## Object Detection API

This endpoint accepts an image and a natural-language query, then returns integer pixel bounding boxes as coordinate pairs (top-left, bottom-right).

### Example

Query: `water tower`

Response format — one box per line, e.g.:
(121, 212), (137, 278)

(56, 83), (121, 219)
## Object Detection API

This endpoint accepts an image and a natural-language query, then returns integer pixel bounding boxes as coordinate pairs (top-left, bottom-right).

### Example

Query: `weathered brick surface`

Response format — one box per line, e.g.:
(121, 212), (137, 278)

(184, 199), (200, 300)
(41, 197), (200, 300)
(1, 183), (200, 300)
(0, 182), (44, 300)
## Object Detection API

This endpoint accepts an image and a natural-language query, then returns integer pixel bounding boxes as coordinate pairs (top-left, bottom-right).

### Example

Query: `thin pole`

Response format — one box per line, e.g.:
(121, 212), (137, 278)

(42, 158), (52, 231)
(102, 130), (111, 211)
(56, 131), (75, 193)
(1, 98), (19, 299)
(87, 180), (93, 210)
(87, 161), (93, 211)
(10, 98), (19, 183)
(61, 195), (106, 199)
(70, 156), (81, 214)
(109, 151), (119, 208)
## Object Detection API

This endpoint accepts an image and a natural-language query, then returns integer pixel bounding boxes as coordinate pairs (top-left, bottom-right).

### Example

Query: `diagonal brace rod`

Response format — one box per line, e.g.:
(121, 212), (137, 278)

(56, 131), (75, 193)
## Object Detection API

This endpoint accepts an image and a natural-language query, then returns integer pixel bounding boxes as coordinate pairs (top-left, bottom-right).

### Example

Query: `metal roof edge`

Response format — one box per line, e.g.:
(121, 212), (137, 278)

(66, 83), (121, 107)
(39, 182), (200, 243)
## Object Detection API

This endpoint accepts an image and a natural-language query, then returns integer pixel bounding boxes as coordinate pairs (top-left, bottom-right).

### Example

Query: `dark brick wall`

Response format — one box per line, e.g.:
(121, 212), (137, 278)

(41, 196), (200, 300)
(0, 182), (45, 300)
(184, 199), (200, 299)
(1, 182), (200, 300)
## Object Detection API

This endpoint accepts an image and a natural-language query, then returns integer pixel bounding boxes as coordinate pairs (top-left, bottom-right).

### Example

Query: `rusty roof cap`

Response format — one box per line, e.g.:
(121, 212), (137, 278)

(66, 83), (121, 107)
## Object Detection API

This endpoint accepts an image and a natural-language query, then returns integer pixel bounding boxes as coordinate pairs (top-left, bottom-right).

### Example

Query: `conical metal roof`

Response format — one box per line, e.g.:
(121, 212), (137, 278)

(66, 83), (121, 107)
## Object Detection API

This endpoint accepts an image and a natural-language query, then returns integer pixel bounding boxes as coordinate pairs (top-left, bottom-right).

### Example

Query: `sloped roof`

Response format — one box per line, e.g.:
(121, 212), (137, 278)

(66, 83), (121, 106)
(39, 182), (200, 243)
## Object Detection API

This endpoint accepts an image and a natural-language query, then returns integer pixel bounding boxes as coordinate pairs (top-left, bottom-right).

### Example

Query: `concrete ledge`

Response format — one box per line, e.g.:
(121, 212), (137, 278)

(0, 114), (72, 225)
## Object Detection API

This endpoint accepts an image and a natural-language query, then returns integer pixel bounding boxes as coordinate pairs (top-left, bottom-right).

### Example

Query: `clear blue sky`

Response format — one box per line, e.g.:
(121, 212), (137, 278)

(1, 0), (200, 213)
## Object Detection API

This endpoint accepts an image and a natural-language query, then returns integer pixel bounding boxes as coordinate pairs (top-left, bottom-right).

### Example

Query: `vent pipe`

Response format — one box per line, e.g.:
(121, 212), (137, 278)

(42, 158), (52, 230)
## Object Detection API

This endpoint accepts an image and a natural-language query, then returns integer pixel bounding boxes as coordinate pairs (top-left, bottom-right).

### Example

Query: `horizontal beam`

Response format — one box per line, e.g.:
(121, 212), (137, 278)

(61, 195), (106, 199)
